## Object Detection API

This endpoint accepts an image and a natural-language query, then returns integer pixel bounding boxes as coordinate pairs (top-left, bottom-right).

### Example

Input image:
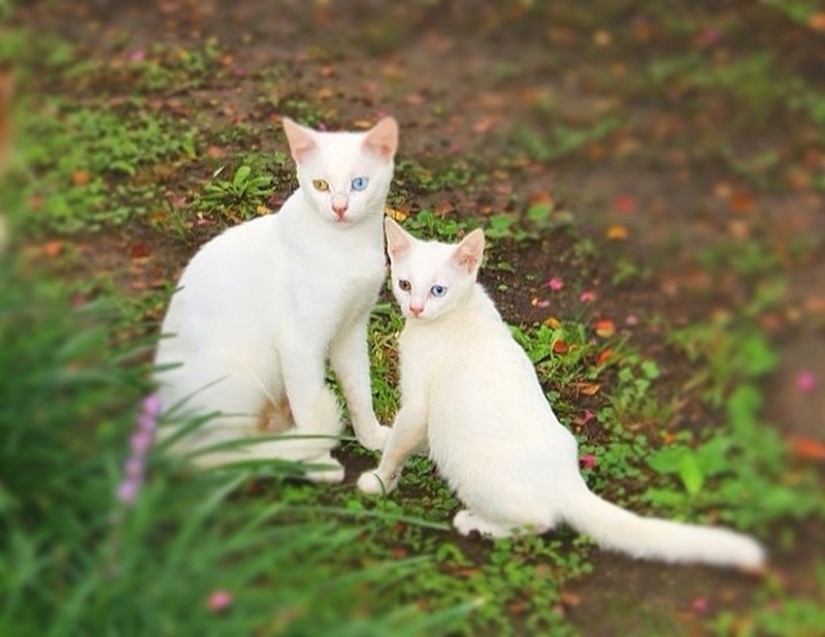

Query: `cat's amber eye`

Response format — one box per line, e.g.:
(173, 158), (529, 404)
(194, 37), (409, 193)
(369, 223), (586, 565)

(312, 179), (330, 192)
(398, 279), (411, 292)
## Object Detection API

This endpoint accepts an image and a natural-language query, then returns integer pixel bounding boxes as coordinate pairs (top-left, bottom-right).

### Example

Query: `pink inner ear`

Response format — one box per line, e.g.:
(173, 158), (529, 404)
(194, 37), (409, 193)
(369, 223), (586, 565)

(363, 117), (399, 160)
(283, 118), (316, 162)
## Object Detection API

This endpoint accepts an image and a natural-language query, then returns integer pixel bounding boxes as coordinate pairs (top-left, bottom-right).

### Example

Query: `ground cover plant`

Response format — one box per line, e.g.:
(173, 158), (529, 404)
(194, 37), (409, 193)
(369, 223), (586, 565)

(2, 1), (824, 635)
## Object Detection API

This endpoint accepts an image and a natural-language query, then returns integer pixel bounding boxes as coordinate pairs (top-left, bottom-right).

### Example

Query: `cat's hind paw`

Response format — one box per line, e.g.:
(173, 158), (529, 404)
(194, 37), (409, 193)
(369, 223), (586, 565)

(355, 423), (390, 452)
(453, 510), (515, 539)
(356, 470), (397, 495)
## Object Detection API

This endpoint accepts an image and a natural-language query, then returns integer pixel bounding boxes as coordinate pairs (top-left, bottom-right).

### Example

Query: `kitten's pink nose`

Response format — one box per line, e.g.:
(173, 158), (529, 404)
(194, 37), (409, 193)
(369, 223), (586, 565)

(332, 194), (348, 219)
(410, 305), (424, 317)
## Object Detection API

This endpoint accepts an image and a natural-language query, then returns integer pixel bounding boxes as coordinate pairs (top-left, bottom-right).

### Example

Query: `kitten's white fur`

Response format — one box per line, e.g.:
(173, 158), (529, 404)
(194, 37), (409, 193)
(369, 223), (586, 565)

(358, 218), (765, 569)
(154, 117), (398, 481)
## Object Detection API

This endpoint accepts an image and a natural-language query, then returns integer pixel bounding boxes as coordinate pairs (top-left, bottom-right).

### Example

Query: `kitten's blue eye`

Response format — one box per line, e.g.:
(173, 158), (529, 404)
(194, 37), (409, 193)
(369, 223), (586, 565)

(351, 177), (369, 191)
(430, 285), (447, 297)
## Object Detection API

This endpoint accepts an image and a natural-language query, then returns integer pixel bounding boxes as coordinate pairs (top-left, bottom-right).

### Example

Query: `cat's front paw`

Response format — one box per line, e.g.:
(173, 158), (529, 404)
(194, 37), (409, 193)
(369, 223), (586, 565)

(304, 456), (346, 484)
(356, 423), (389, 452)
(357, 470), (397, 495)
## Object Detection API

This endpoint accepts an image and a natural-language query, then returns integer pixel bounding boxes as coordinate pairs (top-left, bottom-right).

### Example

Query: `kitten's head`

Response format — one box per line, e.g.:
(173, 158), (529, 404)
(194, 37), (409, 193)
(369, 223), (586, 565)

(283, 117), (398, 226)
(385, 217), (485, 323)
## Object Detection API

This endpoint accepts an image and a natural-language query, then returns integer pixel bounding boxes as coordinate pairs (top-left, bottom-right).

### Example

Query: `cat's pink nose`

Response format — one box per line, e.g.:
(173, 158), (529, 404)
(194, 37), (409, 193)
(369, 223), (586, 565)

(410, 305), (423, 317)
(332, 194), (348, 219)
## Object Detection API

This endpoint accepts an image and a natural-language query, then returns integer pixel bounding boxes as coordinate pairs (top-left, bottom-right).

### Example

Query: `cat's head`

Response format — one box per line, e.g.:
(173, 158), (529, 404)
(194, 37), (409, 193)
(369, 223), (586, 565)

(385, 217), (485, 323)
(283, 117), (398, 226)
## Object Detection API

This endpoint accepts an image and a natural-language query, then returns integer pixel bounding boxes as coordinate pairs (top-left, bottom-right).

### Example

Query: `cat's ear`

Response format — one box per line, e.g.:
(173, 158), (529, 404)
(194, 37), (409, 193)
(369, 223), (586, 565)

(363, 117), (398, 161)
(384, 217), (413, 261)
(451, 229), (485, 274)
(283, 117), (317, 163)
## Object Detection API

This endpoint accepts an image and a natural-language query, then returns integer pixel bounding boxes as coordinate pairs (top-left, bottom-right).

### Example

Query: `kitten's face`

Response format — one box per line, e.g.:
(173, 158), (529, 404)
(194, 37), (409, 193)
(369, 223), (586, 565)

(385, 218), (485, 323)
(283, 117), (398, 226)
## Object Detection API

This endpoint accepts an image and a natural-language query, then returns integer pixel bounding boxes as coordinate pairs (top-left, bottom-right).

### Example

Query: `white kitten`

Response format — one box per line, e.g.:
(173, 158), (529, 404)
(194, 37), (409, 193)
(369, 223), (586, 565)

(154, 117), (399, 481)
(358, 218), (765, 569)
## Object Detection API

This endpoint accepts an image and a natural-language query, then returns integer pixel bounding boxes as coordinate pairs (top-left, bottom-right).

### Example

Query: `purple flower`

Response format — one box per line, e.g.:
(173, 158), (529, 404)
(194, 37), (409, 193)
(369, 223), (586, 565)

(116, 479), (141, 505)
(141, 393), (163, 419)
(115, 393), (162, 507)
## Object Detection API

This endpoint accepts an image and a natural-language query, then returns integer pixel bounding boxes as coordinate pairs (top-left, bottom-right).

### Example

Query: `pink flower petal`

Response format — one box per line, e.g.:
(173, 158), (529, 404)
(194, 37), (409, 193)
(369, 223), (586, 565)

(690, 596), (709, 614)
(625, 314), (639, 326)
(208, 590), (234, 613)
(797, 371), (817, 393)
(546, 277), (564, 291)
(580, 290), (597, 303)
(580, 454), (598, 470)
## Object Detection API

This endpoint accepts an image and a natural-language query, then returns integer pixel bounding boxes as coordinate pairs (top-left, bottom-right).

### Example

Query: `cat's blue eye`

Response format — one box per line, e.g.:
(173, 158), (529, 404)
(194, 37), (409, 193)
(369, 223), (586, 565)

(351, 177), (369, 191)
(430, 285), (447, 297)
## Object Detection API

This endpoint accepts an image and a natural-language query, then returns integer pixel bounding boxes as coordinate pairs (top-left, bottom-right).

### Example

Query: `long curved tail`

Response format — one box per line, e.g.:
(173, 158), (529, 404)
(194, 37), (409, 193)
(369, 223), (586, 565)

(560, 478), (765, 569)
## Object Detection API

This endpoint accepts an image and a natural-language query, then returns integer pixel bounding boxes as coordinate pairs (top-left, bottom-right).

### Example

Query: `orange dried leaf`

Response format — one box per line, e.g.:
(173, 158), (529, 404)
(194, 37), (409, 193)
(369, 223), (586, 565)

(553, 340), (568, 354)
(544, 316), (561, 329)
(384, 206), (408, 222)
(576, 382), (601, 396)
(809, 12), (825, 31)
(596, 349), (613, 365)
(791, 437), (825, 462)
(43, 240), (64, 258)
(606, 224), (628, 240)
(594, 319), (616, 338)
(71, 170), (91, 186)
(728, 192), (754, 214)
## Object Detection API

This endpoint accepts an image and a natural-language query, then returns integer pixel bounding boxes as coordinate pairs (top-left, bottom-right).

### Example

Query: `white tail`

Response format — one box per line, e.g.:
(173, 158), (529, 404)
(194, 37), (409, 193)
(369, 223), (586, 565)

(561, 478), (765, 569)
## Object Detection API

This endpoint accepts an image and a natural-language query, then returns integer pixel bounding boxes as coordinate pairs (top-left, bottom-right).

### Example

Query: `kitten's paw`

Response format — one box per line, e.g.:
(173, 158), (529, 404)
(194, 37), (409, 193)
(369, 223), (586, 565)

(453, 509), (514, 539)
(356, 423), (390, 452)
(304, 457), (345, 484)
(357, 470), (397, 495)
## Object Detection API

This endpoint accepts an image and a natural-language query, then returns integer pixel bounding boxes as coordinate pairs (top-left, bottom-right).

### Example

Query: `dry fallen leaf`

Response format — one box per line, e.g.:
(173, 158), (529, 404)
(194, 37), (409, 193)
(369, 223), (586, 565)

(575, 382), (601, 396)
(594, 319), (616, 338)
(606, 224), (629, 240)
(544, 316), (561, 329)
(384, 206), (408, 222)
(71, 170), (91, 186)
(791, 437), (825, 462)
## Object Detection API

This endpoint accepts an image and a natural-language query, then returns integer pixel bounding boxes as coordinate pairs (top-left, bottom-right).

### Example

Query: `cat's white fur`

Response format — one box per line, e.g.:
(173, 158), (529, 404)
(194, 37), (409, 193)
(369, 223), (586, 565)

(154, 117), (399, 481)
(358, 218), (766, 569)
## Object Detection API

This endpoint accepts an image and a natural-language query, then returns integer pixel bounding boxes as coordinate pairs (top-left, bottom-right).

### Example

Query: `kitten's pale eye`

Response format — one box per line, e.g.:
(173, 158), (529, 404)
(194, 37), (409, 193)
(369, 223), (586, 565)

(398, 279), (411, 292)
(430, 285), (447, 297)
(312, 179), (330, 192)
(351, 177), (369, 191)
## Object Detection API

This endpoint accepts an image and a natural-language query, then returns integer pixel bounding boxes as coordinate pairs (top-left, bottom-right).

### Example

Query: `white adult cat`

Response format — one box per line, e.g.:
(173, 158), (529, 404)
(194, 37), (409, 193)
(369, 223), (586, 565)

(358, 218), (765, 569)
(154, 117), (398, 481)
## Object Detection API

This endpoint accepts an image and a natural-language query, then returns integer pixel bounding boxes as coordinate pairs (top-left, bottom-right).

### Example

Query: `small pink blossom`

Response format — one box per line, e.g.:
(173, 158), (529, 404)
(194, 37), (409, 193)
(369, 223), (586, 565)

(580, 454), (598, 470)
(116, 480), (140, 505)
(625, 314), (639, 326)
(580, 290), (597, 303)
(797, 371), (817, 393)
(690, 596), (709, 614)
(208, 590), (234, 613)
(582, 409), (595, 424)
(546, 277), (564, 291)
(127, 49), (146, 63)
(142, 393), (163, 419)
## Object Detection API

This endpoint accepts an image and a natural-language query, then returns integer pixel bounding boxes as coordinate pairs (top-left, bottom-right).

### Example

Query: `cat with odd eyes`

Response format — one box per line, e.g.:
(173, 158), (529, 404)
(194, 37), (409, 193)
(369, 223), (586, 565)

(154, 117), (398, 480)
(358, 218), (765, 569)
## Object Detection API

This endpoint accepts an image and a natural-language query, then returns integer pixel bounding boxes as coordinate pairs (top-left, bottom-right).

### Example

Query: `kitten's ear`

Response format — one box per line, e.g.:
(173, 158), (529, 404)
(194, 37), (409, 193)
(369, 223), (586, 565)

(363, 117), (399, 160)
(451, 229), (485, 274)
(283, 117), (317, 163)
(384, 217), (413, 261)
